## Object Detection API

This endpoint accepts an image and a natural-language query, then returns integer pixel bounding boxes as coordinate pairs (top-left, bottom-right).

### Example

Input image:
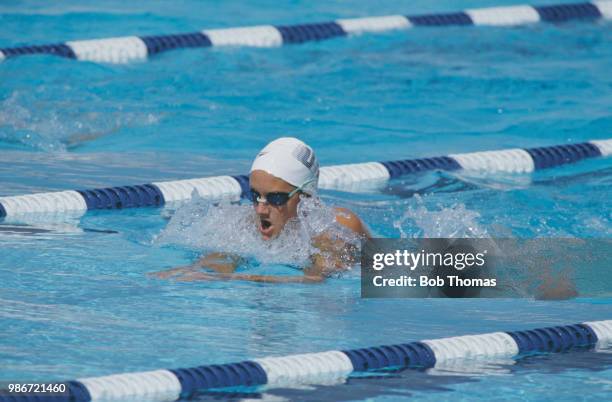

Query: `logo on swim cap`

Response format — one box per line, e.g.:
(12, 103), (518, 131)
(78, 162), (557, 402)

(250, 137), (319, 194)
(293, 145), (317, 170)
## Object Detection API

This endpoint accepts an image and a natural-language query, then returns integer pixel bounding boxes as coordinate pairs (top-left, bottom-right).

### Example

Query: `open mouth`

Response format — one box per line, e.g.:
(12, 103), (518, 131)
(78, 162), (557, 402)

(260, 218), (272, 231)
(258, 217), (275, 239)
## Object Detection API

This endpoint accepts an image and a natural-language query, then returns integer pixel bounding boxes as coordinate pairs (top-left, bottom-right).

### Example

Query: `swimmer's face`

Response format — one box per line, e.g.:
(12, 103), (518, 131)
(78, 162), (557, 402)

(250, 170), (301, 241)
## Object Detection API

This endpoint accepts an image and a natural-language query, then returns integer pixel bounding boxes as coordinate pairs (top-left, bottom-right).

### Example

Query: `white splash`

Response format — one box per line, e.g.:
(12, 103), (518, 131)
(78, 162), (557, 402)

(154, 194), (361, 270)
(393, 195), (489, 238)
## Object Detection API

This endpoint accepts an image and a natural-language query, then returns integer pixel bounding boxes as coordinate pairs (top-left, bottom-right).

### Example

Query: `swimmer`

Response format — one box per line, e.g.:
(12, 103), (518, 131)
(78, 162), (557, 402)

(152, 137), (370, 283)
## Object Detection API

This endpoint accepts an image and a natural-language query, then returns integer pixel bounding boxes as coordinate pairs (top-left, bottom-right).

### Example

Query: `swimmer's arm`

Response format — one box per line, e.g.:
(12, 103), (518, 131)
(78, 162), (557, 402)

(297, 208), (369, 277)
(149, 252), (243, 279)
(334, 207), (371, 238)
(149, 264), (198, 279)
(197, 252), (244, 274)
(307, 218), (364, 277)
(173, 271), (325, 284)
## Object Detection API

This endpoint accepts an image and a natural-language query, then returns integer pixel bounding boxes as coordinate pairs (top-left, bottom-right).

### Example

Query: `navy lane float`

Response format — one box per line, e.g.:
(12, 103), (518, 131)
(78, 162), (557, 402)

(0, 320), (610, 401)
(0, 2), (611, 64)
(0, 139), (611, 218)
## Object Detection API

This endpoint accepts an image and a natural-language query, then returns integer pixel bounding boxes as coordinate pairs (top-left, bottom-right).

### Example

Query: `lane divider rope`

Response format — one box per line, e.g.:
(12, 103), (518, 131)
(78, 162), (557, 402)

(0, 2), (610, 64)
(1, 320), (609, 401)
(0, 138), (610, 218)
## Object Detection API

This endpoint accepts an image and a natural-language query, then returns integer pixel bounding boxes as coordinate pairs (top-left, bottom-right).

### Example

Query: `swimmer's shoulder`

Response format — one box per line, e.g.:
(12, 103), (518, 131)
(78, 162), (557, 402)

(333, 207), (371, 238)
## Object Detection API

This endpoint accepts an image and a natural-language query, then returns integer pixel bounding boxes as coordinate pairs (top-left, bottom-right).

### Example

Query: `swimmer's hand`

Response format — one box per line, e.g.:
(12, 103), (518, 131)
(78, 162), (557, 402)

(534, 268), (578, 300)
(174, 271), (325, 284)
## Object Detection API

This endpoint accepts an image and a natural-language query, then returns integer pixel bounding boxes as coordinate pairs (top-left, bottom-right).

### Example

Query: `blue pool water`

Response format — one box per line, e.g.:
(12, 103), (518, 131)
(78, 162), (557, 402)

(0, 0), (611, 400)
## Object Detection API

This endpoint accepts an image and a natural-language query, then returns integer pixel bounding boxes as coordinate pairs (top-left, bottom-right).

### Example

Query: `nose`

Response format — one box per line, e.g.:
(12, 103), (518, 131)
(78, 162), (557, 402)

(254, 200), (270, 214)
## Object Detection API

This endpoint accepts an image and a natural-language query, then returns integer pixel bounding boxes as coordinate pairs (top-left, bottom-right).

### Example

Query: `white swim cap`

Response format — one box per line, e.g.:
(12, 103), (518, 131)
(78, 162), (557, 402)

(250, 137), (319, 194)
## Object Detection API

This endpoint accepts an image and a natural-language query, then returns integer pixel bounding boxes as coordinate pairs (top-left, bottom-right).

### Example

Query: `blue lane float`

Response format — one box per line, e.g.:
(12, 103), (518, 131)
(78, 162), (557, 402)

(0, 1), (611, 64)
(0, 138), (610, 218)
(507, 324), (598, 354)
(0, 320), (610, 401)
(76, 184), (164, 210)
(524, 142), (603, 169)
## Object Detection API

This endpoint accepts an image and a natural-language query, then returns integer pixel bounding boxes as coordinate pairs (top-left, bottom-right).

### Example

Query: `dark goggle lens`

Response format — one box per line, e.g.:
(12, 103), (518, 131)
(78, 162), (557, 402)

(250, 189), (290, 206)
(267, 193), (290, 206)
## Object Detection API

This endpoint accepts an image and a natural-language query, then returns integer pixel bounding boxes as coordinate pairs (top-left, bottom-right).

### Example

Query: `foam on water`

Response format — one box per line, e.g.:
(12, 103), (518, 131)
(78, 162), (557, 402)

(0, 90), (159, 152)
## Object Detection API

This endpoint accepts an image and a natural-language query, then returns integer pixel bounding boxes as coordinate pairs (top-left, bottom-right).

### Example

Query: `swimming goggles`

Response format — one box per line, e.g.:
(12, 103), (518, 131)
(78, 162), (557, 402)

(250, 179), (315, 207)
